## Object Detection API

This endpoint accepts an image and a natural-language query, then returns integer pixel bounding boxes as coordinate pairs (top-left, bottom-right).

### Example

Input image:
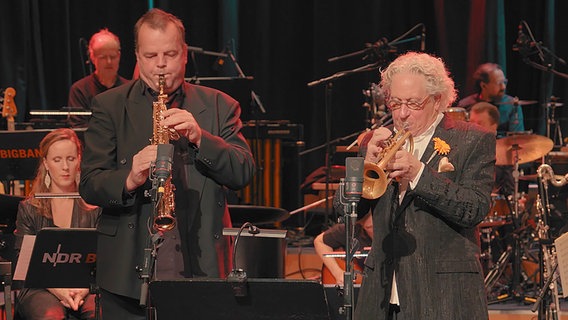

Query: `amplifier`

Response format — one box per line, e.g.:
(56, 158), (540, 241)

(239, 121), (304, 211)
(241, 120), (303, 141)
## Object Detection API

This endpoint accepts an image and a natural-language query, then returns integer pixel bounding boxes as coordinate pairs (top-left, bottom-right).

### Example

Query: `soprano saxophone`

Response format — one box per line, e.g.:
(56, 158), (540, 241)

(150, 75), (179, 231)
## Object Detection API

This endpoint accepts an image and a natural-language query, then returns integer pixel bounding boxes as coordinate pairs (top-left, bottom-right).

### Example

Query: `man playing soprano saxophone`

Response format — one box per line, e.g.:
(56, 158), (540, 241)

(79, 8), (255, 319)
(354, 52), (495, 319)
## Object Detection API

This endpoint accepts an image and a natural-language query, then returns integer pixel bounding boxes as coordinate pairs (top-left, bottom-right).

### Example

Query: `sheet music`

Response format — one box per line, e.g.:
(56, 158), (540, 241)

(554, 231), (568, 291)
(13, 235), (36, 281)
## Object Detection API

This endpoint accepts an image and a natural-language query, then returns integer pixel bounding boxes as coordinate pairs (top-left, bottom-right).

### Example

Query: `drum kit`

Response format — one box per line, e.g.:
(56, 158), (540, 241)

(444, 107), (469, 122)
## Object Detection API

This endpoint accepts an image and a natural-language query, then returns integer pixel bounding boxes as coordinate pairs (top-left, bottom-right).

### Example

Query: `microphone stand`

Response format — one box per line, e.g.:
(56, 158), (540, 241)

(326, 23), (425, 65)
(307, 64), (379, 228)
(139, 232), (161, 317)
(223, 47), (271, 207)
(515, 21), (568, 139)
(140, 166), (168, 316)
(186, 44), (268, 205)
(187, 45), (229, 58)
(337, 163), (363, 320)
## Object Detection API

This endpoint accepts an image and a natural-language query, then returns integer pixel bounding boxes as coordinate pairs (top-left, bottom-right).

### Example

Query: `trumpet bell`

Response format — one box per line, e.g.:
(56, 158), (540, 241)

(362, 162), (388, 199)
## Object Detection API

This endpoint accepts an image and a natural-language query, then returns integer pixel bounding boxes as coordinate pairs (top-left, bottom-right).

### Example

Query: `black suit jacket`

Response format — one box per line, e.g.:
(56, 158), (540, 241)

(354, 116), (495, 320)
(79, 80), (255, 299)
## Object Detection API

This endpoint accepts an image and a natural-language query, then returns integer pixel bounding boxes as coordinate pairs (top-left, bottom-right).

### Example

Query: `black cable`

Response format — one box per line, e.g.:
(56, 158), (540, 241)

(78, 37), (91, 78)
(231, 222), (259, 271)
(228, 222), (258, 297)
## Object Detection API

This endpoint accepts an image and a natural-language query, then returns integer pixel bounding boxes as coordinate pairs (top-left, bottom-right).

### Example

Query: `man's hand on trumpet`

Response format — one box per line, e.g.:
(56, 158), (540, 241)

(386, 149), (422, 182)
(365, 127), (421, 183)
(365, 127), (391, 163)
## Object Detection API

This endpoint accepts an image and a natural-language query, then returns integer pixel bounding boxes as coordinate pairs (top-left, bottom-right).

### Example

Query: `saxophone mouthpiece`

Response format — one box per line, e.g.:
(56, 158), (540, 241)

(157, 75), (166, 96)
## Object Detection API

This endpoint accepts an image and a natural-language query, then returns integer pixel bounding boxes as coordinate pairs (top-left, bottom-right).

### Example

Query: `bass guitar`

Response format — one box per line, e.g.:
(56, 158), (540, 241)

(2, 87), (17, 131)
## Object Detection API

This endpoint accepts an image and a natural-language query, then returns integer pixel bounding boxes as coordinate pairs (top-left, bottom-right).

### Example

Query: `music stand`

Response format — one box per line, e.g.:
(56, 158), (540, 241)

(149, 278), (330, 320)
(0, 194), (21, 263)
(0, 129), (86, 181)
(13, 228), (97, 288)
(223, 227), (287, 278)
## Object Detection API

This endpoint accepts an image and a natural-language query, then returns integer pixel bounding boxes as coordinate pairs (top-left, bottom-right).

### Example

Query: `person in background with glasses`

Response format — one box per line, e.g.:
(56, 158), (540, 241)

(354, 52), (495, 319)
(67, 28), (130, 128)
(457, 63), (525, 137)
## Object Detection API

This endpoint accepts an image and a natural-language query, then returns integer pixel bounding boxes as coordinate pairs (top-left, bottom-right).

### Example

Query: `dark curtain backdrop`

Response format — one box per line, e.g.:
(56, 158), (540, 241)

(2, 0), (568, 209)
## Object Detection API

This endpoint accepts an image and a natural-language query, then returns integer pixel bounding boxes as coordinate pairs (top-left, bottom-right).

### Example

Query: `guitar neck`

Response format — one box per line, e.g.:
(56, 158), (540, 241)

(321, 258), (363, 285)
(2, 87), (17, 131)
(7, 117), (14, 131)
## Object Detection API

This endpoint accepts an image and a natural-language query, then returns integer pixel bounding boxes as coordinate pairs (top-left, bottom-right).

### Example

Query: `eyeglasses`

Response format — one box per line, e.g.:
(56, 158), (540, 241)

(489, 79), (508, 86)
(386, 95), (431, 111)
(94, 53), (120, 61)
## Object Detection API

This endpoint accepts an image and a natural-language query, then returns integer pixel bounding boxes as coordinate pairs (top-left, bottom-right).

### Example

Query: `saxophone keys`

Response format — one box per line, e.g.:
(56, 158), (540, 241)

(168, 128), (181, 141)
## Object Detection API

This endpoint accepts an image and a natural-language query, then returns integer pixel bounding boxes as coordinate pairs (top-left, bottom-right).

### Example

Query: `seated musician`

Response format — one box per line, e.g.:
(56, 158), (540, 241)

(14, 128), (101, 320)
(457, 62), (525, 137)
(67, 29), (129, 128)
(469, 102), (514, 197)
(313, 212), (373, 285)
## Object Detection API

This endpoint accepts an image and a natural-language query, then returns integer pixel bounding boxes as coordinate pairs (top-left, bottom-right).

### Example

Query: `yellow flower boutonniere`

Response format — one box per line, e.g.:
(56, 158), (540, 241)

(425, 137), (451, 165)
(433, 137), (451, 155)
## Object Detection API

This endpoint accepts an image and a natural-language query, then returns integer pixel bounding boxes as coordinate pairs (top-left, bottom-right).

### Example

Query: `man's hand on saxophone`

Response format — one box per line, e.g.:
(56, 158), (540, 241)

(125, 144), (158, 192)
(161, 108), (203, 147)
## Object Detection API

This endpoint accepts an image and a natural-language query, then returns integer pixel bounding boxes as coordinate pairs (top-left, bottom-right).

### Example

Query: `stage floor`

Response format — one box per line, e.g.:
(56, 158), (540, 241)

(489, 299), (568, 319)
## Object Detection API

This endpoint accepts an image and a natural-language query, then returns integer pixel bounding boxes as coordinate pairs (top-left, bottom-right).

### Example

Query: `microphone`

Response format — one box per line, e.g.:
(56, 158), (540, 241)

(212, 46), (228, 71)
(513, 22), (527, 52)
(512, 21), (536, 57)
(154, 144), (174, 193)
(344, 157), (364, 202)
(420, 25), (426, 52)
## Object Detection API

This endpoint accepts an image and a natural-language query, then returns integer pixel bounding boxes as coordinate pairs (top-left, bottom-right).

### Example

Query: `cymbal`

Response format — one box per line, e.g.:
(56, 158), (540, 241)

(496, 135), (553, 166)
(496, 99), (538, 106)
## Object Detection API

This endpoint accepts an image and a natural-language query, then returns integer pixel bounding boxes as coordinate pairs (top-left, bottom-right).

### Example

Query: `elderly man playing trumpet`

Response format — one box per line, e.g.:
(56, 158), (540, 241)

(354, 52), (495, 320)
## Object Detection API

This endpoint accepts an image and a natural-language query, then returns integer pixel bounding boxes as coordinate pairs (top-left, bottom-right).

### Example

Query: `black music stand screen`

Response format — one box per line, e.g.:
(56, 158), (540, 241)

(149, 278), (331, 320)
(0, 129), (85, 180)
(14, 228), (97, 288)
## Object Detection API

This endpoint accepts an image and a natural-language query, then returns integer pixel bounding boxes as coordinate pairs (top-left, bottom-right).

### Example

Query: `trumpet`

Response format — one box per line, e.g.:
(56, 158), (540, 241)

(362, 128), (414, 199)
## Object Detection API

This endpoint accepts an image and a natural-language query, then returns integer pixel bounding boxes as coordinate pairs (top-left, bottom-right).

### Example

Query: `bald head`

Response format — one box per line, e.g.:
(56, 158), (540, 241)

(89, 29), (120, 61)
(88, 29), (121, 84)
